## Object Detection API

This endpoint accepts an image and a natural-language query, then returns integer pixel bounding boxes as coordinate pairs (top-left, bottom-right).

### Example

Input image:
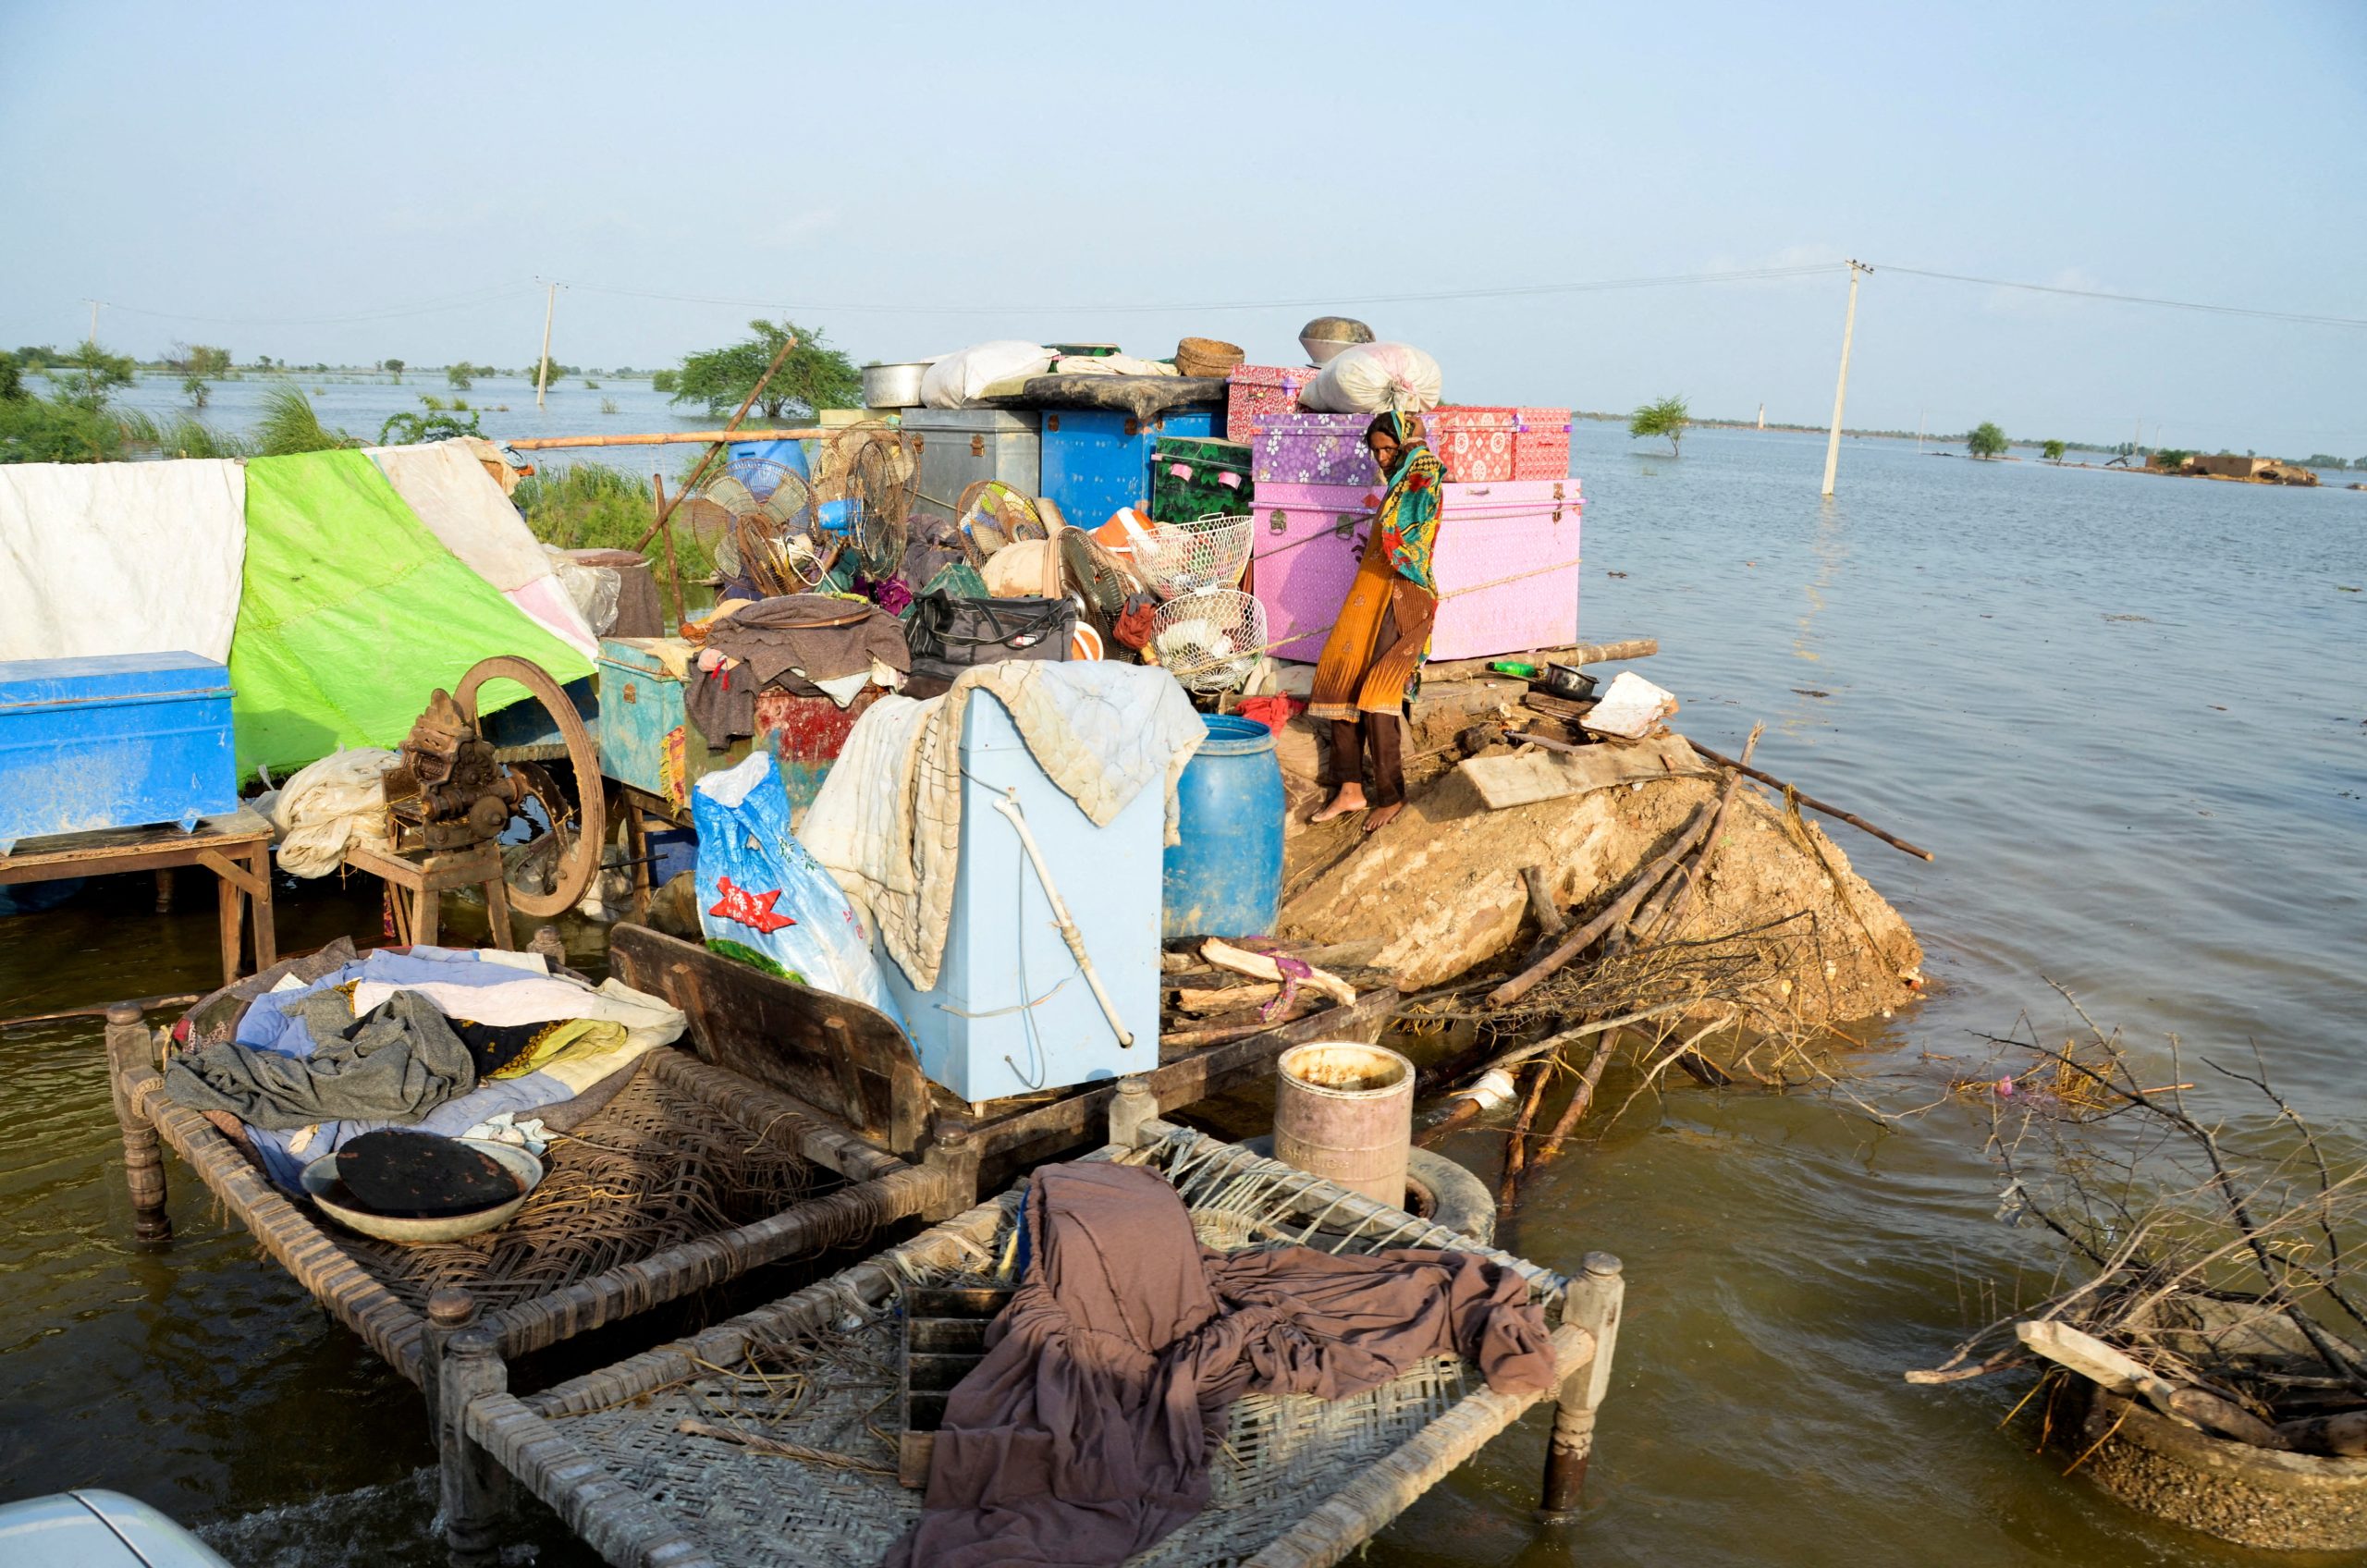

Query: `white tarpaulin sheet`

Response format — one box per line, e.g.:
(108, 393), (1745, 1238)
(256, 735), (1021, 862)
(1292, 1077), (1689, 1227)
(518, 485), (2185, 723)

(0, 459), (247, 663)
(364, 439), (599, 659)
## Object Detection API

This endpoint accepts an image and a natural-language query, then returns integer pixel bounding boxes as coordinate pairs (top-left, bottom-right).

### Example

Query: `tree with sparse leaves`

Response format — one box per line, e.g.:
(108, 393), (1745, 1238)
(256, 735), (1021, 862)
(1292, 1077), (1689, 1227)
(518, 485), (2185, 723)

(1627, 394), (1689, 457)
(669, 319), (860, 422)
(1968, 422), (2008, 459)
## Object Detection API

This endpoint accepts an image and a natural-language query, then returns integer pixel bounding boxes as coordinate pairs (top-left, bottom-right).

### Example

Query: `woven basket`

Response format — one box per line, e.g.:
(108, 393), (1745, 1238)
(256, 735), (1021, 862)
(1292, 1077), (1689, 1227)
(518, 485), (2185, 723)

(1174, 337), (1245, 378)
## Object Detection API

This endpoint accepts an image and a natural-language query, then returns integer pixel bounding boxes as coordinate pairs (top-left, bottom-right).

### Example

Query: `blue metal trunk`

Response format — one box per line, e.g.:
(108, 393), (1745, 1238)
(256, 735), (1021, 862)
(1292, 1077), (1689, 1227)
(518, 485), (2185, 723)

(1038, 408), (1219, 529)
(595, 639), (703, 811)
(1161, 715), (1283, 939)
(0, 653), (238, 852)
(877, 689), (1162, 1103)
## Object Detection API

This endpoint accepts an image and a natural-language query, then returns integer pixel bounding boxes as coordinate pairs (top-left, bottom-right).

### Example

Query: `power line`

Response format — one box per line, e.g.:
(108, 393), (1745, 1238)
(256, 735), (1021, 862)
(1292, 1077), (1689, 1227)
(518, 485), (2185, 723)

(1875, 264), (2367, 330)
(557, 264), (1838, 316)
(84, 282), (542, 328)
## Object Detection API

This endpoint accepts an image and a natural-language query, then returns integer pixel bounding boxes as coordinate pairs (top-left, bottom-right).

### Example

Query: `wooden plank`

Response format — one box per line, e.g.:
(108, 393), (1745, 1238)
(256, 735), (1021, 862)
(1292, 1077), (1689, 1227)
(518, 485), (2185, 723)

(1421, 640), (1658, 683)
(608, 923), (930, 1158)
(193, 848), (268, 900)
(1458, 731), (1709, 811)
(0, 810), (272, 885)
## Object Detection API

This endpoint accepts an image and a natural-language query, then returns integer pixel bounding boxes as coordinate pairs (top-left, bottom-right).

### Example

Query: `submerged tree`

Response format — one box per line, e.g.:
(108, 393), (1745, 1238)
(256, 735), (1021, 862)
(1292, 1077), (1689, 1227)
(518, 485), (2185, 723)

(1968, 422), (2008, 459)
(385, 358), (405, 382)
(55, 340), (137, 410)
(670, 319), (860, 422)
(182, 374), (210, 410)
(447, 362), (476, 390)
(2042, 438), (2067, 462)
(1628, 394), (1690, 457)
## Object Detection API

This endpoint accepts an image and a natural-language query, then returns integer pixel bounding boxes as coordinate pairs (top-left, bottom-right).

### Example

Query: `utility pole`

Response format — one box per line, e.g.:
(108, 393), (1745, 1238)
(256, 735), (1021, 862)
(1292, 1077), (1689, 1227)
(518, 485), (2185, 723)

(534, 281), (557, 410)
(1821, 260), (1870, 497)
(84, 300), (99, 347)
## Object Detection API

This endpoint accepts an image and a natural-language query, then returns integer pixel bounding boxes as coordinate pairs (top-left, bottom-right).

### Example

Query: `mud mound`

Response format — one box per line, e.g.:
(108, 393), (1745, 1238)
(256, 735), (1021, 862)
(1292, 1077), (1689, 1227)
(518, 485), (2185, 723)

(1280, 756), (1923, 1029)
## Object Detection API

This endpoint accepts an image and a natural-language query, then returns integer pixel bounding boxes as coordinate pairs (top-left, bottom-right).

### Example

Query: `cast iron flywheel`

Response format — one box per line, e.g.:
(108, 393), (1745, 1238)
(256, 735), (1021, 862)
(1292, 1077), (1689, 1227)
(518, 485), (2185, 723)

(452, 655), (606, 919)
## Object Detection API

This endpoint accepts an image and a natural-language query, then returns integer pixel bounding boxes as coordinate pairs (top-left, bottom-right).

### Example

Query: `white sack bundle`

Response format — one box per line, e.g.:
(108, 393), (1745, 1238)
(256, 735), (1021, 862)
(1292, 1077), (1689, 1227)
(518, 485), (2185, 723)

(1299, 342), (1443, 414)
(920, 341), (1053, 408)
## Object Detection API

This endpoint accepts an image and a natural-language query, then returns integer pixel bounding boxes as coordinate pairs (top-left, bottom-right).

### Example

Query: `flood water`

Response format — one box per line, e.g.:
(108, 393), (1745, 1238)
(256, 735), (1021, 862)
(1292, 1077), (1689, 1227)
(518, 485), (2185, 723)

(2, 418), (2363, 1565)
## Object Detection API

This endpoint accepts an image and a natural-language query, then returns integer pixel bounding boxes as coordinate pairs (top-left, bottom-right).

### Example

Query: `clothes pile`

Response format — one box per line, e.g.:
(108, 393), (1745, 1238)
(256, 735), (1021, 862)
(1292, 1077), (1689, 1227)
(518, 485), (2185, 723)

(673, 593), (912, 753)
(163, 943), (684, 1193)
(892, 1160), (1556, 1568)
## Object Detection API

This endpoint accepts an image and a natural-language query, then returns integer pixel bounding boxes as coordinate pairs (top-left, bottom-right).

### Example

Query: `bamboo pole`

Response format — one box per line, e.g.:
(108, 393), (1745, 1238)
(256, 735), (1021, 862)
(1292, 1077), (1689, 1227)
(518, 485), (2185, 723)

(1683, 741), (1934, 862)
(631, 334), (800, 554)
(653, 474), (686, 631)
(506, 428), (828, 451)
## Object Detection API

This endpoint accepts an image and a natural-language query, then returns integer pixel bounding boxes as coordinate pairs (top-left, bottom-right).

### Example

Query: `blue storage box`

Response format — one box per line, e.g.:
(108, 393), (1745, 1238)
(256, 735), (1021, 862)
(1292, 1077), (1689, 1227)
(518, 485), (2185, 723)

(0, 652), (239, 853)
(1038, 408), (1219, 530)
(877, 688), (1162, 1103)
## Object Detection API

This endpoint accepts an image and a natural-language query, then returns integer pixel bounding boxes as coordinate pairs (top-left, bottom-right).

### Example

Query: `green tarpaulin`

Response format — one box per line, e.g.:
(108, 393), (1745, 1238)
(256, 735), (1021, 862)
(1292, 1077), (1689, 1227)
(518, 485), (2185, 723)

(231, 450), (594, 778)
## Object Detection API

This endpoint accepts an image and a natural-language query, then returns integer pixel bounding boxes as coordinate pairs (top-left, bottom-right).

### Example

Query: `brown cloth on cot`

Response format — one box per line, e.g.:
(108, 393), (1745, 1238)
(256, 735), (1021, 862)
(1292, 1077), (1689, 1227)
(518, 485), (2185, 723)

(888, 1161), (1556, 1568)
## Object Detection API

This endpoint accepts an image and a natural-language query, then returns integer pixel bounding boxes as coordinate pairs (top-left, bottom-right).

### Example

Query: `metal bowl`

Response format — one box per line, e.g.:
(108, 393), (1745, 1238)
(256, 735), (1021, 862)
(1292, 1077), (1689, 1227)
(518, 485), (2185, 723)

(300, 1137), (544, 1243)
(860, 361), (929, 408)
(1299, 316), (1375, 366)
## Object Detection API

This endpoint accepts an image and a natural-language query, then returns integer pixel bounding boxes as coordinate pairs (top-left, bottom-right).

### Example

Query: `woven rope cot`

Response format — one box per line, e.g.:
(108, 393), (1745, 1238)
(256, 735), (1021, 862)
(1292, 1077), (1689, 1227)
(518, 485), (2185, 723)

(442, 1123), (1613, 1568)
(106, 1031), (950, 1382)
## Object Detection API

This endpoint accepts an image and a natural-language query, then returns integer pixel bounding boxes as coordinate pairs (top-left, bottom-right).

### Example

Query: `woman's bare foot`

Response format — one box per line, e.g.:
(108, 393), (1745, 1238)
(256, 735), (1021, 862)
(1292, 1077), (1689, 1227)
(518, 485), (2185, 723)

(1307, 786), (1367, 823)
(1362, 802), (1405, 832)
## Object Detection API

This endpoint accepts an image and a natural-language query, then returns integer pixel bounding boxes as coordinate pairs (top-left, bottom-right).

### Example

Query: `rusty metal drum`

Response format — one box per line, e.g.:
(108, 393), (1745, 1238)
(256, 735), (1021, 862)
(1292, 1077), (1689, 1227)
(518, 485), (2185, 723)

(1272, 1041), (1416, 1207)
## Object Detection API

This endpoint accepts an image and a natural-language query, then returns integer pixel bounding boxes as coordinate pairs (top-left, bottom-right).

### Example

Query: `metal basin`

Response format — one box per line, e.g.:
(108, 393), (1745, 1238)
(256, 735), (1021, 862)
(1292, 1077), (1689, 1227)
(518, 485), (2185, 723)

(300, 1137), (544, 1243)
(861, 361), (929, 408)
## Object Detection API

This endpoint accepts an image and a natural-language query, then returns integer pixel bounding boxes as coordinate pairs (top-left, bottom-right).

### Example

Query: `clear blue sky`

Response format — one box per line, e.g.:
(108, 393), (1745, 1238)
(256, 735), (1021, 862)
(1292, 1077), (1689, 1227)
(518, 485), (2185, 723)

(4, 1), (2361, 455)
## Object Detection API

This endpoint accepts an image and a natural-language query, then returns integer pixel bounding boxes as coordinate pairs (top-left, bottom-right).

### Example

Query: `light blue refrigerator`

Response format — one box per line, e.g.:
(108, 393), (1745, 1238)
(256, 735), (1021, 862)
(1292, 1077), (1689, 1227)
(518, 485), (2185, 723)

(877, 687), (1164, 1104)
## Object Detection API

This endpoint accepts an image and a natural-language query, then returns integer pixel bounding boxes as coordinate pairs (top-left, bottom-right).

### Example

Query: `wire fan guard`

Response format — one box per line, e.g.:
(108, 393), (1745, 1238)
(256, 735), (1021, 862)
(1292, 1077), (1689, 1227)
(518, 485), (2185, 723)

(1151, 589), (1267, 693)
(1137, 513), (1252, 600)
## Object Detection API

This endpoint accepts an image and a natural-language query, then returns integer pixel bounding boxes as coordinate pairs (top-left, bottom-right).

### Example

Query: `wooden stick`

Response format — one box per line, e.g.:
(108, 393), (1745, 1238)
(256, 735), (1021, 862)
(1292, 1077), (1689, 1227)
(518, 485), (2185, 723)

(1527, 1029), (1622, 1172)
(1520, 865), (1566, 938)
(1488, 798), (1723, 1009)
(632, 334), (800, 553)
(1201, 938), (1356, 1006)
(675, 1417), (898, 1476)
(1683, 741), (1934, 862)
(1509, 730), (1584, 755)
(507, 428), (828, 451)
(1496, 1060), (1552, 1215)
(1, 991), (200, 1032)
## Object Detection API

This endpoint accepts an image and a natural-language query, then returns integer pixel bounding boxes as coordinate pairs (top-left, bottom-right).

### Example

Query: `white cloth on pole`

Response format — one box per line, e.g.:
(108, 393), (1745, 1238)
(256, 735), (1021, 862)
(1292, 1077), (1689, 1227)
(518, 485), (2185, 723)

(0, 459), (246, 662)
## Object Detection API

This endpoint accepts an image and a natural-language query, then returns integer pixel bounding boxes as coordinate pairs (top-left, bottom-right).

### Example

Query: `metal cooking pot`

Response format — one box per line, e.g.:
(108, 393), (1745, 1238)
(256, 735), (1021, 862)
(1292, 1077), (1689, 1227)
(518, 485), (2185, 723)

(861, 361), (929, 408)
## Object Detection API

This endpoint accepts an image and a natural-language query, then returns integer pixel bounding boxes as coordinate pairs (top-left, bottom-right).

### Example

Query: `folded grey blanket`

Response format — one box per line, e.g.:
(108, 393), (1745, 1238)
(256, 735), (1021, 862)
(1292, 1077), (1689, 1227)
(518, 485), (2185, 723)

(163, 989), (477, 1132)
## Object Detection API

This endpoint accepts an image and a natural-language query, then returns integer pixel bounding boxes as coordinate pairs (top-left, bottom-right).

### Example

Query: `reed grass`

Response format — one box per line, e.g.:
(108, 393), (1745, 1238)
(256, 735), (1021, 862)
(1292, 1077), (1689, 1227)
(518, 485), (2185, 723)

(515, 460), (714, 578)
(116, 409), (254, 459)
(254, 385), (360, 456)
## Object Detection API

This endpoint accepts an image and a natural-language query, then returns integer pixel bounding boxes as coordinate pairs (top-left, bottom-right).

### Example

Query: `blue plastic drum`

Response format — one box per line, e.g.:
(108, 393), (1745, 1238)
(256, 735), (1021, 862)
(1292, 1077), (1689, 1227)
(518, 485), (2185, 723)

(1162, 714), (1285, 940)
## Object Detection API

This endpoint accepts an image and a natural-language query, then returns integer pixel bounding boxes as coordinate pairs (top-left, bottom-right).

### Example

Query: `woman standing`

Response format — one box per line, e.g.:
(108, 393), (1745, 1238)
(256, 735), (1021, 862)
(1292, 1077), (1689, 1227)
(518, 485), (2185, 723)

(1306, 409), (1443, 831)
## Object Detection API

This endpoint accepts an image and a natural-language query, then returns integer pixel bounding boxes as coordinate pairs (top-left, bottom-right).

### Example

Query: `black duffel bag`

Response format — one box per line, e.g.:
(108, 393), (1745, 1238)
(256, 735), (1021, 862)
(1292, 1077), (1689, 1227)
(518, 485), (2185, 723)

(904, 592), (1075, 687)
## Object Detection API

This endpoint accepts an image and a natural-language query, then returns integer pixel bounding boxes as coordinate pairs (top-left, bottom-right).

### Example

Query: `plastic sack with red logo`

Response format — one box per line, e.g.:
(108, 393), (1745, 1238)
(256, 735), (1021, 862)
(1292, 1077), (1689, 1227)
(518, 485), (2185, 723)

(691, 752), (906, 1025)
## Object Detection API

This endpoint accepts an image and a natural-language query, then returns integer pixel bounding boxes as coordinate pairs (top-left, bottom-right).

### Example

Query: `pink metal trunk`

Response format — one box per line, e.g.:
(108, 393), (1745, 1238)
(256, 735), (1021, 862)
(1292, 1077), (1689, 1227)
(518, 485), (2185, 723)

(1225, 364), (1323, 442)
(1248, 481), (1381, 659)
(1251, 478), (1583, 664)
(1428, 478), (1583, 660)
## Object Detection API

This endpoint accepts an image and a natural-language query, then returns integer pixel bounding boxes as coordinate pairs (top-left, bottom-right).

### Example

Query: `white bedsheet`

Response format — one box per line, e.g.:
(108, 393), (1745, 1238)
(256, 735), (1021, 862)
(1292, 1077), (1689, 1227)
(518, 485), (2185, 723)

(0, 459), (246, 662)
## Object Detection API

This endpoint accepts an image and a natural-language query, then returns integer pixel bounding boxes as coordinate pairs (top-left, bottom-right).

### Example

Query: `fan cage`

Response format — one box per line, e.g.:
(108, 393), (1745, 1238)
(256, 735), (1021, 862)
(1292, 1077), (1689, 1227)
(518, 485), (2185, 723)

(1138, 513), (1253, 600)
(1150, 588), (1268, 694)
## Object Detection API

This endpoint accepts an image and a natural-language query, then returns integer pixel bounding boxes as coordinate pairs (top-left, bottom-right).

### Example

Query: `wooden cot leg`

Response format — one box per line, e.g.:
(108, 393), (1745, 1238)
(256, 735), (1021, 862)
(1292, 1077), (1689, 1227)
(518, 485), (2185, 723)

(435, 1318), (511, 1568)
(415, 882), (441, 948)
(1539, 1251), (1624, 1520)
(920, 1124), (982, 1221)
(153, 868), (175, 913)
(103, 1004), (171, 1243)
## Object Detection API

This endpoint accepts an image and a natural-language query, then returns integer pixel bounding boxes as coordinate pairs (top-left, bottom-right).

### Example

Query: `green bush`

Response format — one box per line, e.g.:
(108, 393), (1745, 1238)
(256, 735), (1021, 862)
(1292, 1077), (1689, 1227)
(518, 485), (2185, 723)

(0, 395), (126, 462)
